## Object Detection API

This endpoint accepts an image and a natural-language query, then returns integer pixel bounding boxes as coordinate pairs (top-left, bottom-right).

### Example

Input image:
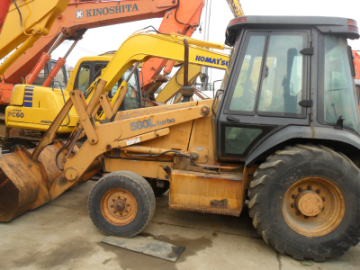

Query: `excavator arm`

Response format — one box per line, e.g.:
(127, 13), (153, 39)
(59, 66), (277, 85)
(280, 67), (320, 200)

(140, 0), (204, 91)
(0, 0), (70, 75)
(226, 0), (244, 17)
(5, 37), (228, 132)
(89, 33), (225, 98)
(0, 0), (11, 34)
(3, 0), (204, 91)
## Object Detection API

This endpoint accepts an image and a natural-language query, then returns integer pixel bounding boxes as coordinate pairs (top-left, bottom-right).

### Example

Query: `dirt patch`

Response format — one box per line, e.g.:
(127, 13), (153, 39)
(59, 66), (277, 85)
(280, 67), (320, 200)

(99, 233), (214, 270)
(102, 258), (112, 265)
(10, 236), (95, 269)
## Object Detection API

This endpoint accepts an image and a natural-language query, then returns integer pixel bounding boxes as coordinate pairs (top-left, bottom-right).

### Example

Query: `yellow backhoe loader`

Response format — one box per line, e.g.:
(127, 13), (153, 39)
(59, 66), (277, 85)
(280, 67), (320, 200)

(1, 16), (360, 262)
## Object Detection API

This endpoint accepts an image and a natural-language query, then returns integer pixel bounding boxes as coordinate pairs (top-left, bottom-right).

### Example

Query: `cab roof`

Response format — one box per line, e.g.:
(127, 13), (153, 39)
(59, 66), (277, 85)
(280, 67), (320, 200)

(225, 16), (359, 46)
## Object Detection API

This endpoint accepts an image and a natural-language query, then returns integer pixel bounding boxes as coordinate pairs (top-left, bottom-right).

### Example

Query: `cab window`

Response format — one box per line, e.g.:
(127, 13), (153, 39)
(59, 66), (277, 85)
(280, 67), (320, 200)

(33, 65), (48, 86)
(76, 64), (91, 94)
(50, 61), (67, 88)
(321, 36), (360, 133)
(123, 69), (141, 110)
(228, 34), (266, 113)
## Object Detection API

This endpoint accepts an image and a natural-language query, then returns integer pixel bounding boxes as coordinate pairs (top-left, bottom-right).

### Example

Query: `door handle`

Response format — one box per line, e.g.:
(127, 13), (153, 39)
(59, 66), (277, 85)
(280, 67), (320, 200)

(226, 116), (240, 122)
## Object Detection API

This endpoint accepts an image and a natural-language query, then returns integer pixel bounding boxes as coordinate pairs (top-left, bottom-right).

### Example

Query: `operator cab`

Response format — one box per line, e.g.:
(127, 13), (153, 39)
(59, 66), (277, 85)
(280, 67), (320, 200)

(74, 60), (142, 111)
(215, 16), (360, 163)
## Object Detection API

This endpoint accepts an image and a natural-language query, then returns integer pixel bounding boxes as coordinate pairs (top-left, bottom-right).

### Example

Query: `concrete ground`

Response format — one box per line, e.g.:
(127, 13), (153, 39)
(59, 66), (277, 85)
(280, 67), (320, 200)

(0, 181), (359, 270)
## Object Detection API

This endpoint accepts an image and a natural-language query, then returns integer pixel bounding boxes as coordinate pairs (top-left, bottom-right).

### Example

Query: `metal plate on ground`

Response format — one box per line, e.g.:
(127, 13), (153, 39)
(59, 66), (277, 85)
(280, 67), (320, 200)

(101, 236), (185, 262)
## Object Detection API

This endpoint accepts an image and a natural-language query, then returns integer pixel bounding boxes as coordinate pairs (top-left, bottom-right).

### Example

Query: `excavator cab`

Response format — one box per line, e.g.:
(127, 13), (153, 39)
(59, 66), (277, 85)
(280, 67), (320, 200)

(74, 60), (142, 111)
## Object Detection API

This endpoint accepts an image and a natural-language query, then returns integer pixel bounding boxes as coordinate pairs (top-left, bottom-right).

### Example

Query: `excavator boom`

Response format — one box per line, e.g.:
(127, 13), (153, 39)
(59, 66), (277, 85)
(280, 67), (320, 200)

(0, 0), (206, 144)
(0, 0), (11, 34)
(0, 0), (70, 75)
(5, 36), (228, 133)
(3, 0), (204, 96)
(226, 0), (244, 17)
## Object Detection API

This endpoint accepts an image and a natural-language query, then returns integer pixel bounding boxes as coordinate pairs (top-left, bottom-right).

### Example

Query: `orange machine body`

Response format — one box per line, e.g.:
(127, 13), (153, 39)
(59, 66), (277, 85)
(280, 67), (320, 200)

(0, 0), (11, 34)
(1, 0), (204, 105)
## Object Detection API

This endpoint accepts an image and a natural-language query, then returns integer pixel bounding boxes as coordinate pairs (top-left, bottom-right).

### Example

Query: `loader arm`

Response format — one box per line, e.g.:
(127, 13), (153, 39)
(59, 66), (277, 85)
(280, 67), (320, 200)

(36, 32), (225, 186)
(54, 34), (226, 184)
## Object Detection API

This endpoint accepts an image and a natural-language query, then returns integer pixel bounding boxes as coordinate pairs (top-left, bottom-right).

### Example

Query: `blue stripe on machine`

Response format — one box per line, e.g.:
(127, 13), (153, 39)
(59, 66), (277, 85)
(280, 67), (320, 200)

(24, 97), (33, 101)
(25, 88), (34, 92)
(24, 92), (33, 96)
(24, 102), (32, 107)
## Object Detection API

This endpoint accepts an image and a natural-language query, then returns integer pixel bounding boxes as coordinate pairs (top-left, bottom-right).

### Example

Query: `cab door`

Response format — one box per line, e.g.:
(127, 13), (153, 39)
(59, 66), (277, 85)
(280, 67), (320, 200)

(216, 29), (312, 161)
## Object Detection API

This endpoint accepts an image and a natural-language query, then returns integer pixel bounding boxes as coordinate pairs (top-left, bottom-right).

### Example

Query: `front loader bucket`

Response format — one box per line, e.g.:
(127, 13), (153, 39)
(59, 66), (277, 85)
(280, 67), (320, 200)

(0, 144), (68, 222)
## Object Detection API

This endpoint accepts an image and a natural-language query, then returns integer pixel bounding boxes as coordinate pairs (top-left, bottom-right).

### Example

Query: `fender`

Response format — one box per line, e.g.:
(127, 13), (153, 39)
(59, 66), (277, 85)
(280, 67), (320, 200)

(245, 125), (360, 165)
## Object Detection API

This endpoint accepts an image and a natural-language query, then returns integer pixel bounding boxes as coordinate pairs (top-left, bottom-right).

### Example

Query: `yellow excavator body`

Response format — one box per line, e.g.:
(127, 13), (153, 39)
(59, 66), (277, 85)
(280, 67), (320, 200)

(6, 55), (113, 133)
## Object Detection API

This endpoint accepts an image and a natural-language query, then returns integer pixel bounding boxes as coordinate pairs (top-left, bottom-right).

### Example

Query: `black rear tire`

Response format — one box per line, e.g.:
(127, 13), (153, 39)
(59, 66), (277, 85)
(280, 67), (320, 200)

(88, 171), (156, 237)
(248, 144), (360, 261)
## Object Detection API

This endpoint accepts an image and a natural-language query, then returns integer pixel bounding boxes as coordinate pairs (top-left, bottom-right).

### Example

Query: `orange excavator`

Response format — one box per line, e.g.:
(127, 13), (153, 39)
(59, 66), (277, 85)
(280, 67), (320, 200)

(0, 1), (11, 34)
(354, 50), (360, 105)
(1, 0), (205, 106)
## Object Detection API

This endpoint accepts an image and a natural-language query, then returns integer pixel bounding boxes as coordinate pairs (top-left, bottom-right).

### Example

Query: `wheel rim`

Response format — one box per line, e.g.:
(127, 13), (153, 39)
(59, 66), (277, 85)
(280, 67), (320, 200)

(282, 177), (345, 237)
(100, 188), (137, 226)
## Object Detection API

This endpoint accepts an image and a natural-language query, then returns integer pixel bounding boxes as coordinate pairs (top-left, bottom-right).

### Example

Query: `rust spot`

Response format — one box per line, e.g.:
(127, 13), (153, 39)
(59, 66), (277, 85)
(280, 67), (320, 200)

(58, 177), (68, 187)
(210, 199), (228, 208)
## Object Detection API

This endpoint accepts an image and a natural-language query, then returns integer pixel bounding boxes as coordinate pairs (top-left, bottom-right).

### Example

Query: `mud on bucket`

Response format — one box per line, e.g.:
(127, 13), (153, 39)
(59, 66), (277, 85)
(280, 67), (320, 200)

(0, 144), (65, 222)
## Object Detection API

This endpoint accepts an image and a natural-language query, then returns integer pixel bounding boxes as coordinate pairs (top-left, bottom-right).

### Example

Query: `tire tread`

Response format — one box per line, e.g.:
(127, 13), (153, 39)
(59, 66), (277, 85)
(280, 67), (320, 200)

(248, 144), (360, 261)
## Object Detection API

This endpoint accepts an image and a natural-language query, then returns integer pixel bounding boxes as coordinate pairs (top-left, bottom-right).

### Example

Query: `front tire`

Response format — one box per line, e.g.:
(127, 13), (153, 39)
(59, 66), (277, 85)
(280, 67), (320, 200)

(88, 171), (156, 237)
(248, 145), (360, 261)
